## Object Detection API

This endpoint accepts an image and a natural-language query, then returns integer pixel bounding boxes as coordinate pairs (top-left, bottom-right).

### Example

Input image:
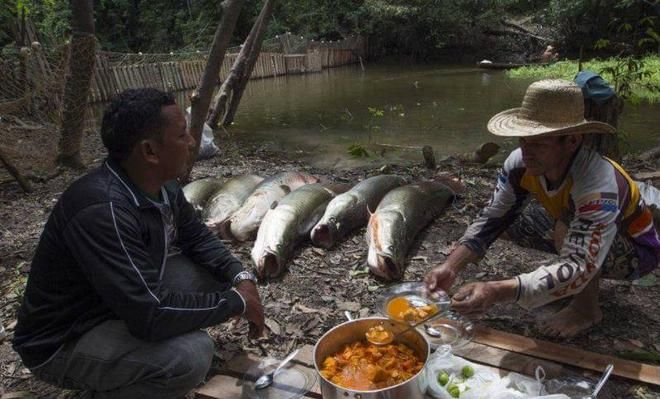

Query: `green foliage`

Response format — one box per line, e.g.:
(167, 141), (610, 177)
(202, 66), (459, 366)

(347, 143), (369, 157)
(0, 2), (17, 47)
(9, 0), (658, 60)
(368, 107), (384, 117)
(507, 55), (660, 103)
(600, 57), (660, 103)
(16, 0), (70, 45)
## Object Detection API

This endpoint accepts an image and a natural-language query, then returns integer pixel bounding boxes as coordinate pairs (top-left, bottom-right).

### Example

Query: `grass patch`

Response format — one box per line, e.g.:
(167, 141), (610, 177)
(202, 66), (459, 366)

(507, 55), (660, 103)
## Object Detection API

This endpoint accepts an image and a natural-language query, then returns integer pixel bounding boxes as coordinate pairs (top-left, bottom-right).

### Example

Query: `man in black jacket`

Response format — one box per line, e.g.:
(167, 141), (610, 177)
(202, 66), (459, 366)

(13, 88), (265, 398)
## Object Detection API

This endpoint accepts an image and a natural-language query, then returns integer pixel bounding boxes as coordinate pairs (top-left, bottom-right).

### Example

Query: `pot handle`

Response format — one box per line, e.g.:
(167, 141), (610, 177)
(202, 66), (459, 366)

(344, 311), (354, 321)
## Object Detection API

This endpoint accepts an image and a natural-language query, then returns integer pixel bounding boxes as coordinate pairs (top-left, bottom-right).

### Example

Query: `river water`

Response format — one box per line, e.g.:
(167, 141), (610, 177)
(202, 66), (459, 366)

(220, 63), (660, 168)
(166, 64), (660, 168)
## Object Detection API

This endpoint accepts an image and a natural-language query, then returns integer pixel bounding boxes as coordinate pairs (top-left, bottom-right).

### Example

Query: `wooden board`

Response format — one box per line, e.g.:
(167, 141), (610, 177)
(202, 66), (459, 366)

(633, 171), (660, 181)
(195, 340), (571, 399)
(454, 341), (565, 378)
(196, 345), (323, 399)
(473, 326), (660, 386)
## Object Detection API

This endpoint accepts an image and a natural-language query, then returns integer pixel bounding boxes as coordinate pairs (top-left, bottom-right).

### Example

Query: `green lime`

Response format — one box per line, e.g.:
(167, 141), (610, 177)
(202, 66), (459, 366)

(446, 383), (460, 398)
(461, 365), (475, 378)
(437, 371), (449, 386)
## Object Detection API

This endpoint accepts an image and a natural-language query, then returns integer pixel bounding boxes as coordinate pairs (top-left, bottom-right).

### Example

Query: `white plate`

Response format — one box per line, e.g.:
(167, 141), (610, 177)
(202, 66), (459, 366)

(242, 359), (317, 399)
(375, 281), (451, 323)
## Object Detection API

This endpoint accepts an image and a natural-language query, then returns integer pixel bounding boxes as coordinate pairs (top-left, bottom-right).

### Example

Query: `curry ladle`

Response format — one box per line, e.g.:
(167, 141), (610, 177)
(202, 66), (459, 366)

(366, 311), (446, 346)
(254, 349), (300, 390)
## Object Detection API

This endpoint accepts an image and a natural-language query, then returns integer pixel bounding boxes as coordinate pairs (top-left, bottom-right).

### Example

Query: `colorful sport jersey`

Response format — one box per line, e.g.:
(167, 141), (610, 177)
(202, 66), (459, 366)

(459, 146), (660, 309)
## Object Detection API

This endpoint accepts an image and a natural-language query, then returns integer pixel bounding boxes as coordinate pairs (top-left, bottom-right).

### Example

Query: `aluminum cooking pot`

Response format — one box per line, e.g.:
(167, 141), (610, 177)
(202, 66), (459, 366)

(313, 316), (430, 399)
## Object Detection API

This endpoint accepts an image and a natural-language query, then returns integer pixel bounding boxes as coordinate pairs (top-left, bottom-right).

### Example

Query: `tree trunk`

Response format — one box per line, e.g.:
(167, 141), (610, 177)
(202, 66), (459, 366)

(583, 96), (624, 161)
(182, 0), (245, 183)
(56, 0), (95, 169)
(207, 5), (264, 129)
(0, 147), (32, 193)
(221, 0), (275, 127)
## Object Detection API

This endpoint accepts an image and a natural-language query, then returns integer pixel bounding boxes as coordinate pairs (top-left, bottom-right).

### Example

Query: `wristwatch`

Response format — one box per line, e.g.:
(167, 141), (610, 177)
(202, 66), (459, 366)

(233, 270), (257, 286)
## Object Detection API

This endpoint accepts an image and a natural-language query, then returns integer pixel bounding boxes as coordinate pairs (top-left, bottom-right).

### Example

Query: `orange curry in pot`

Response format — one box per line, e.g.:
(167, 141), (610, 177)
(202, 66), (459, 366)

(319, 340), (424, 390)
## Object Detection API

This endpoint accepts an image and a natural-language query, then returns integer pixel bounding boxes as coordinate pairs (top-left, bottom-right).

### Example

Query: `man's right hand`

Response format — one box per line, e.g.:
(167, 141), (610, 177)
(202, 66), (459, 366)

(425, 244), (478, 293)
(424, 262), (457, 293)
(235, 281), (265, 339)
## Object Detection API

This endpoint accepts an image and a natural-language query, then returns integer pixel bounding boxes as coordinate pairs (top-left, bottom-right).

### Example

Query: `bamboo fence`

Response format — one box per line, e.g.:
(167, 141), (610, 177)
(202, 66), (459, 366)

(88, 48), (358, 103)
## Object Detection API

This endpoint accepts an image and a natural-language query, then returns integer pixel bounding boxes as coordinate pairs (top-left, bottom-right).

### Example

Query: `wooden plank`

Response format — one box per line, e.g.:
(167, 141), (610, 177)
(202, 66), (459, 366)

(473, 326), (660, 385)
(196, 375), (244, 399)
(112, 66), (124, 92)
(454, 341), (565, 378)
(197, 345), (323, 399)
(185, 61), (193, 88)
(634, 171), (660, 181)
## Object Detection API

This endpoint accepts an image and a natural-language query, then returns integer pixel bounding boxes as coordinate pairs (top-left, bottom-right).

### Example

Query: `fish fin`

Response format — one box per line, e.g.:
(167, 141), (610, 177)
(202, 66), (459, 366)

(270, 201), (278, 209)
(280, 185), (291, 194)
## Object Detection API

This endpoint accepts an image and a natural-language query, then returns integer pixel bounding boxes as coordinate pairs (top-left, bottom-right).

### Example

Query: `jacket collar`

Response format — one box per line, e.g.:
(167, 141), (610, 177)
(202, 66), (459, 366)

(104, 158), (156, 209)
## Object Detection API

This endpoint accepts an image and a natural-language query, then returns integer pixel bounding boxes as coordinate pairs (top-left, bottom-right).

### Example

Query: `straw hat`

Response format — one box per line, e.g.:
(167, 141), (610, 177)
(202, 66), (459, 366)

(487, 79), (616, 137)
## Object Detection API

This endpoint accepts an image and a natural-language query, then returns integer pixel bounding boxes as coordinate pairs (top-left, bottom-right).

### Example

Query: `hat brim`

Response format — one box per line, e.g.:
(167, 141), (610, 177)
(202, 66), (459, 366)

(487, 108), (616, 137)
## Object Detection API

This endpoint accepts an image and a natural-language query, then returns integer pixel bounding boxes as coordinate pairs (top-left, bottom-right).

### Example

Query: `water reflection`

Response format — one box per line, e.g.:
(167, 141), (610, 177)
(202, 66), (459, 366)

(90, 64), (660, 168)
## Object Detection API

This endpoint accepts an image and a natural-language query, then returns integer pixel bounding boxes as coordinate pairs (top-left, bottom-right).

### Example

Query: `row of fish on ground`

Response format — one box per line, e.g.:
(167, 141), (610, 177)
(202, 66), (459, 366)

(183, 171), (460, 281)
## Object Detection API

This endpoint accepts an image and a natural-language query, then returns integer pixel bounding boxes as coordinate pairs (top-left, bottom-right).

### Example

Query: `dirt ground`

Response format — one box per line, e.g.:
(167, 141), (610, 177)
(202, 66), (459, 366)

(1, 124), (659, 399)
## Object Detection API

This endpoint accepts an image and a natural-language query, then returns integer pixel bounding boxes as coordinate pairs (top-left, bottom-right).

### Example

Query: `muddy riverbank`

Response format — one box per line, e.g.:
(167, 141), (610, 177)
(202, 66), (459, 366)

(0, 132), (658, 398)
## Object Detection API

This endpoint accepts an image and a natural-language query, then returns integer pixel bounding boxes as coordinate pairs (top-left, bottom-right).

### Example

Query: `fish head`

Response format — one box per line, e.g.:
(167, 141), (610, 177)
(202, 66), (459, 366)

(366, 211), (405, 281)
(310, 217), (338, 249)
(252, 240), (287, 280)
(300, 173), (321, 185)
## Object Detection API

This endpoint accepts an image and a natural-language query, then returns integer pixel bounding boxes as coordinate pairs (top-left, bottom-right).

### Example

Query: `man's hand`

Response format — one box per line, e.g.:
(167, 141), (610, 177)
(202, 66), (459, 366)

(425, 244), (478, 293)
(235, 281), (265, 339)
(451, 279), (518, 316)
(424, 262), (458, 293)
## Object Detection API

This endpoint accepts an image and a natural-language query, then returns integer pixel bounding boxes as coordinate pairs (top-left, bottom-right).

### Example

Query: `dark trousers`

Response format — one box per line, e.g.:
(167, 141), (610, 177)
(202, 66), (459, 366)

(30, 254), (229, 399)
(506, 202), (645, 280)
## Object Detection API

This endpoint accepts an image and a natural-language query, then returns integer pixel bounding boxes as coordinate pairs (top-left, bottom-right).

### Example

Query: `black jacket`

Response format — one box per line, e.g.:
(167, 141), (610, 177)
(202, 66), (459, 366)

(13, 159), (245, 368)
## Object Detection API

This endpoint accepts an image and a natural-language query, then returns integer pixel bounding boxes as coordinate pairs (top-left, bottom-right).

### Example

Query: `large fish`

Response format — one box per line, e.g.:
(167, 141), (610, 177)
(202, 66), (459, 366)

(310, 175), (406, 248)
(182, 177), (225, 211)
(366, 180), (458, 281)
(203, 175), (264, 237)
(252, 184), (336, 279)
(230, 171), (320, 241)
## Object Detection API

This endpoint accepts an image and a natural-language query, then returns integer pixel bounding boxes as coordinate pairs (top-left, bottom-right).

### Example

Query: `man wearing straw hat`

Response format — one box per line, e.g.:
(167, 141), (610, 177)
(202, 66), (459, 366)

(425, 79), (660, 338)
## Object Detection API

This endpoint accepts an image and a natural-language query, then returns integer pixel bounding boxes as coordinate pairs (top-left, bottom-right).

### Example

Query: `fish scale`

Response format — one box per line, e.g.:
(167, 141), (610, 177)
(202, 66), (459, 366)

(311, 175), (406, 249)
(366, 181), (457, 280)
(230, 171), (319, 241)
(252, 184), (336, 279)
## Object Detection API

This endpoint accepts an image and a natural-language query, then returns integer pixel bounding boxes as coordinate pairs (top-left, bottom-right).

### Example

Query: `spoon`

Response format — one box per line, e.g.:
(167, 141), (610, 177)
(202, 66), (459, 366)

(254, 349), (300, 390)
(366, 311), (446, 345)
(588, 364), (613, 398)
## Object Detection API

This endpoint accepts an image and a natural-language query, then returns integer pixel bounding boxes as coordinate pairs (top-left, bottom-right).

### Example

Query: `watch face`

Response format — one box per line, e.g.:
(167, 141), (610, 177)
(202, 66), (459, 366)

(235, 271), (256, 285)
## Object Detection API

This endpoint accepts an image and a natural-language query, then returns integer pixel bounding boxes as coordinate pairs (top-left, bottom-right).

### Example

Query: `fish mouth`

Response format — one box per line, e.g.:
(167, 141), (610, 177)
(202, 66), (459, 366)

(256, 250), (283, 280)
(310, 224), (335, 249)
(368, 252), (402, 281)
(214, 219), (234, 240)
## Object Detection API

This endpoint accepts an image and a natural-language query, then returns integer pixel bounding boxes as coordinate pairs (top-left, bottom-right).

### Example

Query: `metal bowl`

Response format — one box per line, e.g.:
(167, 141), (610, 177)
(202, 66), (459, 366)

(313, 317), (430, 399)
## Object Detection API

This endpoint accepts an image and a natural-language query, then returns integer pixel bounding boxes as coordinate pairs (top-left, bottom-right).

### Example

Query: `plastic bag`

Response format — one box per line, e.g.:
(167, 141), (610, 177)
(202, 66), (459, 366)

(185, 107), (219, 160)
(426, 346), (570, 399)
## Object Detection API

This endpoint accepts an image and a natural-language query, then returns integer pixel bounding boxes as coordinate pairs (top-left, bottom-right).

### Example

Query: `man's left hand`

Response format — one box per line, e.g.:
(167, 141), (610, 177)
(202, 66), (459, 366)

(451, 279), (518, 316)
(235, 281), (265, 339)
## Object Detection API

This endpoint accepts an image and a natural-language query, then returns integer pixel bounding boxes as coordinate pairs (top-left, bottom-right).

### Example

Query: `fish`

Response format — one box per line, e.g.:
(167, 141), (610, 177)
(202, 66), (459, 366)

(229, 171), (320, 241)
(202, 175), (264, 238)
(310, 175), (406, 248)
(251, 183), (336, 279)
(366, 180), (459, 281)
(182, 177), (225, 211)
